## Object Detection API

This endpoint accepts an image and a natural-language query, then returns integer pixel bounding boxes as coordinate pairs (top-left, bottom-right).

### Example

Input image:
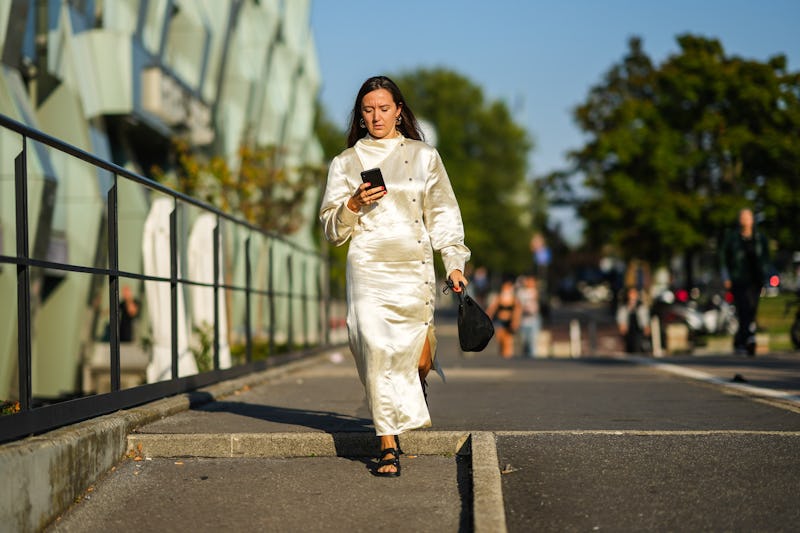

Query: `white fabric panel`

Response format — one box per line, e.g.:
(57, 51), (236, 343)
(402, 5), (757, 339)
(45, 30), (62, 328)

(188, 213), (232, 369)
(142, 197), (198, 382)
(230, 0), (277, 81)
(281, 0), (310, 53)
(286, 79), (314, 144)
(302, 33), (321, 89)
(47, 3), (73, 86)
(75, 31), (133, 116)
(0, 1), (11, 45)
(258, 42), (292, 146)
(164, 0), (206, 90)
(101, 0), (139, 33)
(139, 0), (168, 55)
(195, 0), (229, 102)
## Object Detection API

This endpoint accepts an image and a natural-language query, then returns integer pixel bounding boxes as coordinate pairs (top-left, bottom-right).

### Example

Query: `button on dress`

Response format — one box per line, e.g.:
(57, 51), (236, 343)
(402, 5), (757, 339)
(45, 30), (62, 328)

(319, 135), (470, 436)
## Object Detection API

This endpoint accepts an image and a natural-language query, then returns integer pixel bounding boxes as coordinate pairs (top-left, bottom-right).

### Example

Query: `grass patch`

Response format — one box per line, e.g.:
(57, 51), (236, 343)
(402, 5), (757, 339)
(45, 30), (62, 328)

(758, 293), (795, 334)
(758, 292), (798, 351)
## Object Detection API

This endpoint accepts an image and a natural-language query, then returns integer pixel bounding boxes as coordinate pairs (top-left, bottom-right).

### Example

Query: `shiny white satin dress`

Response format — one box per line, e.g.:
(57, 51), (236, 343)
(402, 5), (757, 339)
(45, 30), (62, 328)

(319, 135), (470, 436)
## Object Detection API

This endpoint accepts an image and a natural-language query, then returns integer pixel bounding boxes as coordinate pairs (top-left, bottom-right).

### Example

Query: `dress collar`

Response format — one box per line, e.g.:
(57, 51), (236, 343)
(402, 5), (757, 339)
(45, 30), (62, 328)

(354, 134), (404, 171)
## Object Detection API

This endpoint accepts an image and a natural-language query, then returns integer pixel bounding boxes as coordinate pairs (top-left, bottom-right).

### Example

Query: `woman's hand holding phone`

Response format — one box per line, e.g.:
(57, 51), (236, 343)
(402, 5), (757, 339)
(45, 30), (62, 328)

(360, 168), (387, 191)
(347, 173), (387, 212)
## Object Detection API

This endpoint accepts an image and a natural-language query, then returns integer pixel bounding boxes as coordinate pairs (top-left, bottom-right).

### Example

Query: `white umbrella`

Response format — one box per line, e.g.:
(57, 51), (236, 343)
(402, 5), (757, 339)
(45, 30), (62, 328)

(142, 197), (198, 382)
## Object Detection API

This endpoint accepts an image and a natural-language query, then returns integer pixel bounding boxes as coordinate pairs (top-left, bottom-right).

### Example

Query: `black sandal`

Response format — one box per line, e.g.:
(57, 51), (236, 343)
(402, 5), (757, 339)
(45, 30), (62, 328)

(372, 448), (401, 477)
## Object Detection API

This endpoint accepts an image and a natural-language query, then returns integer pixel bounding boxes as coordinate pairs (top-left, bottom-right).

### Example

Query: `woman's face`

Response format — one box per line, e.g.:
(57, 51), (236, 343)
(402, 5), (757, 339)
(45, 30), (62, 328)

(361, 88), (401, 139)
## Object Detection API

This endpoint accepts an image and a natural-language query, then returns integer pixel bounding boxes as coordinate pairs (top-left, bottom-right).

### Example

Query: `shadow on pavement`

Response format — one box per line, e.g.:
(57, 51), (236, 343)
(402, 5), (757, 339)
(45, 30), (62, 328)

(190, 401), (401, 466)
(197, 400), (373, 433)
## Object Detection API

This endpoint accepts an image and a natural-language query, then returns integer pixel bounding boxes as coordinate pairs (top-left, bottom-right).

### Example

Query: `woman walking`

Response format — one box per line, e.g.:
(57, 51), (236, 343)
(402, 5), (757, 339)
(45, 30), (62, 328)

(319, 76), (470, 477)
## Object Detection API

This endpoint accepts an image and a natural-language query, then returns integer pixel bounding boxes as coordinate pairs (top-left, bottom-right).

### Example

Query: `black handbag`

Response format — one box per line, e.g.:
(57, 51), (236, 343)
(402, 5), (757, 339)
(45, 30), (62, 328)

(445, 280), (495, 352)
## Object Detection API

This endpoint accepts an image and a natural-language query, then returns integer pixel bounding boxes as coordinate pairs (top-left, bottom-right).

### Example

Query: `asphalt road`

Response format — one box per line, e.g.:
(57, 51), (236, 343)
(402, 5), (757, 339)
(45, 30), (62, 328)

(498, 432), (800, 532)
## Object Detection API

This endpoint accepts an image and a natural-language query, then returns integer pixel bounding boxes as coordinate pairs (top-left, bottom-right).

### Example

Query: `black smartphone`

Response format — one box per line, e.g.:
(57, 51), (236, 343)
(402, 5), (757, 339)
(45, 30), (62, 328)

(360, 168), (387, 191)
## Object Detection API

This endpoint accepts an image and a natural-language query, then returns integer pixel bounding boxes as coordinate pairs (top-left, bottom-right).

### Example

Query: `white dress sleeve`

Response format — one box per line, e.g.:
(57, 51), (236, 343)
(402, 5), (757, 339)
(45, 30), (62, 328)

(318, 154), (361, 246)
(423, 149), (471, 275)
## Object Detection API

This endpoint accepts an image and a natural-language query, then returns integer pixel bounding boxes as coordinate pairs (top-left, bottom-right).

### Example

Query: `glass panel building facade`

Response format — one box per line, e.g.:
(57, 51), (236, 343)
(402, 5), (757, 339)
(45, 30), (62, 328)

(0, 0), (323, 402)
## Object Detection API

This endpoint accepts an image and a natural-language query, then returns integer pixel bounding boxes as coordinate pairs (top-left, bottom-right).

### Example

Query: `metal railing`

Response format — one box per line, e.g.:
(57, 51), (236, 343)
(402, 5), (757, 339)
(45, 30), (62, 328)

(0, 113), (339, 443)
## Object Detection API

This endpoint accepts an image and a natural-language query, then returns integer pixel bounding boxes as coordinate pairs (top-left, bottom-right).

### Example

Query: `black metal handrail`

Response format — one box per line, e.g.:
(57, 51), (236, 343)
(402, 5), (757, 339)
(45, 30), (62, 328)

(0, 113), (336, 443)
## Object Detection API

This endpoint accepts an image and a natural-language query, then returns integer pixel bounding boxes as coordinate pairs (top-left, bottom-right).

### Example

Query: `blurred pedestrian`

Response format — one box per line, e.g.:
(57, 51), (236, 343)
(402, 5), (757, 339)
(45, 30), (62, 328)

(119, 285), (140, 343)
(471, 265), (490, 307)
(719, 208), (770, 356)
(624, 258), (652, 299)
(616, 286), (651, 354)
(516, 274), (541, 358)
(319, 75), (470, 477)
(530, 233), (551, 320)
(486, 276), (522, 358)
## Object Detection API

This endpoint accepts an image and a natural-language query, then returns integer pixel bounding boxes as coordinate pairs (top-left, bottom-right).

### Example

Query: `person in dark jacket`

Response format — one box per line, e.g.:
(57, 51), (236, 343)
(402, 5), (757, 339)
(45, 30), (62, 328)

(719, 209), (770, 355)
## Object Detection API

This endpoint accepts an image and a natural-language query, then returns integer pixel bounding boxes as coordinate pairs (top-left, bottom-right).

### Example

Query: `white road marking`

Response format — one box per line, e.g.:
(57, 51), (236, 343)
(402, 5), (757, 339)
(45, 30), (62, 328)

(631, 356), (800, 411)
(495, 430), (800, 436)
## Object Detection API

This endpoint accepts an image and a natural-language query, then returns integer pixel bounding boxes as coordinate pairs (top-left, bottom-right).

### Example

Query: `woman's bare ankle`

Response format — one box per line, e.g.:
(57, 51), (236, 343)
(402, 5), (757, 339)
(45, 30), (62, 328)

(380, 435), (397, 450)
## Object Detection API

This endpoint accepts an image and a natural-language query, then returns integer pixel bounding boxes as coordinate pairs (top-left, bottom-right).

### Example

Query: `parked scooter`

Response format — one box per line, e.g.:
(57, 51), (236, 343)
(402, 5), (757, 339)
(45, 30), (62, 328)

(700, 292), (739, 336)
(651, 288), (706, 349)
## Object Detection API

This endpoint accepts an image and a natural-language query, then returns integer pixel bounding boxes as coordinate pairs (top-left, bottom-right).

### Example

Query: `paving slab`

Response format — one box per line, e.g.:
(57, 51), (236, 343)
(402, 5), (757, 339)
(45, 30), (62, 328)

(46, 455), (471, 533)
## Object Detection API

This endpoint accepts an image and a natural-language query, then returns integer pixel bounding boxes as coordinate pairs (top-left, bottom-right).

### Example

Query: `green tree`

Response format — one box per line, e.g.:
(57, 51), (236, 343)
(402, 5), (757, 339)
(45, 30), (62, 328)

(393, 68), (534, 274)
(562, 35), (800, 268)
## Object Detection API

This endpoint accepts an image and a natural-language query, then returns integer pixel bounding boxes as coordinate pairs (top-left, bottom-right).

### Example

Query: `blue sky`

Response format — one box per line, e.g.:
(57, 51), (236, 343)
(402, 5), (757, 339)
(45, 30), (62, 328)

(310, 0), (799, 242)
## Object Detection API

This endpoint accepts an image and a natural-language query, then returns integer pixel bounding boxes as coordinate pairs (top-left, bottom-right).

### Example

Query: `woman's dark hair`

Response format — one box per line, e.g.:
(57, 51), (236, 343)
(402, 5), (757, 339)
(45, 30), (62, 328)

(346, 75), (424, 147)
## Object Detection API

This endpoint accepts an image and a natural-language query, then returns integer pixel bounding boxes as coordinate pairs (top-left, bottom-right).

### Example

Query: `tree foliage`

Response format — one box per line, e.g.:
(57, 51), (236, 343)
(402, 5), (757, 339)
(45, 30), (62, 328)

(393, 68), (533, 274)
(560, 35), (800, 265)
(152, 138), (321, 235)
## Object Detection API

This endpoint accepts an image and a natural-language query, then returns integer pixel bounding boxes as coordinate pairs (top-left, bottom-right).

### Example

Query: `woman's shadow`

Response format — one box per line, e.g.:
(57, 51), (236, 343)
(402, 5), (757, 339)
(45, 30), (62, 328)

(192, 397), (379, 469)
